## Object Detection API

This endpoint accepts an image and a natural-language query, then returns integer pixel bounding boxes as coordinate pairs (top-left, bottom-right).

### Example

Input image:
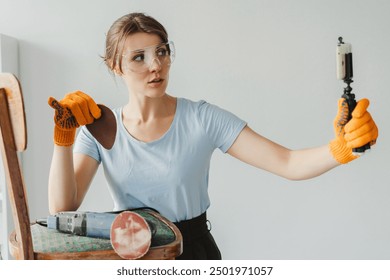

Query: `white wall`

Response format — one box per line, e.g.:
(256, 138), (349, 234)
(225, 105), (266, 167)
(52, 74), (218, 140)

(1, 0), (389, 259)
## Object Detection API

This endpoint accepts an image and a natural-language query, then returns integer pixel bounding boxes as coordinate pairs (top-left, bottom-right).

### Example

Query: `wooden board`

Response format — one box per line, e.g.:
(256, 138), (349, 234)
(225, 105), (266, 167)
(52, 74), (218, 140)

(0, 73), (26, 151)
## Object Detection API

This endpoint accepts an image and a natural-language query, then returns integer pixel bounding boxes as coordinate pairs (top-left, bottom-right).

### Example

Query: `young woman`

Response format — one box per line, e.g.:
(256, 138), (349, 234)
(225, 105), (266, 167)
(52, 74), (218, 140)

(48, 12), (378, 259)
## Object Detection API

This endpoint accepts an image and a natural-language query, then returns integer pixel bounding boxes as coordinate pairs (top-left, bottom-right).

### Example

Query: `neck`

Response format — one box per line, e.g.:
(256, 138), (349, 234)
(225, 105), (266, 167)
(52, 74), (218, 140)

(123, 94), (176, 123)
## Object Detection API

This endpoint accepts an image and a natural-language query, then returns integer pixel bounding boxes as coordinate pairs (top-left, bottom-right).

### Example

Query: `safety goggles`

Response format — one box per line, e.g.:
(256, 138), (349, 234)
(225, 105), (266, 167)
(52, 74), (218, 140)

(121, 41), (175, 73)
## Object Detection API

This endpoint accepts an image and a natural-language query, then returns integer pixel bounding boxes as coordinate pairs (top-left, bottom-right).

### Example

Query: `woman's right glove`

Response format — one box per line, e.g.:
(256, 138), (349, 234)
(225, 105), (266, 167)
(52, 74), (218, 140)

(329, 98), (378, 164)
(48, 91), (101, 146)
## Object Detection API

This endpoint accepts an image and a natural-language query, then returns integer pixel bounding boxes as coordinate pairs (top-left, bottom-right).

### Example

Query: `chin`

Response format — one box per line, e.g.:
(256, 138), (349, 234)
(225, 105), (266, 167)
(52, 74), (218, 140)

(145, 84), (168, 98)
(145, 89), (167, 99)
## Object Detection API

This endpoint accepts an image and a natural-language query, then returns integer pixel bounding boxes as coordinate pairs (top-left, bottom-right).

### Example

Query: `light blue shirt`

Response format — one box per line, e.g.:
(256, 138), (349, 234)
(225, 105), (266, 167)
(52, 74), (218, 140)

(74, 98), (246, 222)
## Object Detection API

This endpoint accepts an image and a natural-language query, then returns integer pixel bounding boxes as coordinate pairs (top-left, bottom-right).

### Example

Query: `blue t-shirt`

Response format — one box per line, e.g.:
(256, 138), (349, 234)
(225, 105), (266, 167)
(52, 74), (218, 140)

(74, 98), (246, 222)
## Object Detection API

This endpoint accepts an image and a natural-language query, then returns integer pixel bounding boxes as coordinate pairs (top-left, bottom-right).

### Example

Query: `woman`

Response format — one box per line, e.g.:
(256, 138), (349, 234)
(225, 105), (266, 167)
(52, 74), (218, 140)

(48, 12), (378, 259)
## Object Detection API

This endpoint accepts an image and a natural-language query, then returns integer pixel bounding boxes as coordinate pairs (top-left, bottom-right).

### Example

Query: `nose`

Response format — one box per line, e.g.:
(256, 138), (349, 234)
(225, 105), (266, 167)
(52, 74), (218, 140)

(148, 57), (162, 72)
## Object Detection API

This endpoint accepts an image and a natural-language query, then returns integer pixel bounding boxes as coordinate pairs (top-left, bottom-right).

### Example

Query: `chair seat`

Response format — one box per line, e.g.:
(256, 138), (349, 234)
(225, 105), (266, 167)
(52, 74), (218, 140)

(10, 209), (182, 259)
(31, 224), (113, 253)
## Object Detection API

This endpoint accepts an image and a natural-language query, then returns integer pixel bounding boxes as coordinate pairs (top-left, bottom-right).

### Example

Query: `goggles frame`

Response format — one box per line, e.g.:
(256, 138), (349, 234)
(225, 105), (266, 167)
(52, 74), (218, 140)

(121, 41), (175, 73)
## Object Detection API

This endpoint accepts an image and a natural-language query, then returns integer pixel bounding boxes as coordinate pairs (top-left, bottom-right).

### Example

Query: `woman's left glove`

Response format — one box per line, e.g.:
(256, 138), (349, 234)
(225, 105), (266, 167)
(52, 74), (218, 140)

(329, 98), (378, 164)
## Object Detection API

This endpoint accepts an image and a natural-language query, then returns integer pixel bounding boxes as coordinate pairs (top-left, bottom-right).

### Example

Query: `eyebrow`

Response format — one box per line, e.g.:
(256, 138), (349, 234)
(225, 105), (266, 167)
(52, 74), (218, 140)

(130, 42), (166, 53)
(132, 49), (145, 54)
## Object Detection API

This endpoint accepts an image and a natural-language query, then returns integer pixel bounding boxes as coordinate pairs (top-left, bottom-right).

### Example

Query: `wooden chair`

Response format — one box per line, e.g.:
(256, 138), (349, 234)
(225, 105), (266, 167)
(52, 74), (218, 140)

(0, 73), (182, 259)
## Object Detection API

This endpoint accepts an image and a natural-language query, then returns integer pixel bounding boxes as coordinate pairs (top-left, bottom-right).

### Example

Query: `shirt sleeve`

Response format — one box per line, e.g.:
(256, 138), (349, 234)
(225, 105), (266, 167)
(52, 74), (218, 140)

(73, 126), (101, 162)
(197, 100), (247, 153)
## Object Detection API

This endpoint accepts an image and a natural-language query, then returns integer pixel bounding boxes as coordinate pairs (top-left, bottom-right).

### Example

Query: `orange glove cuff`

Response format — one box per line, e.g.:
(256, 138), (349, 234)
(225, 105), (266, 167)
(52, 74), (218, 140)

(329, 138), (357, 164)
(54, 125), (76, 147)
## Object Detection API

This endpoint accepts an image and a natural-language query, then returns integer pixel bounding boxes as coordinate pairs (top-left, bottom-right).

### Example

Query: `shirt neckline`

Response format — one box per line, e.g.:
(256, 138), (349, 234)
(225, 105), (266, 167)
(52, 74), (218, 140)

(119, 97), (181, 145)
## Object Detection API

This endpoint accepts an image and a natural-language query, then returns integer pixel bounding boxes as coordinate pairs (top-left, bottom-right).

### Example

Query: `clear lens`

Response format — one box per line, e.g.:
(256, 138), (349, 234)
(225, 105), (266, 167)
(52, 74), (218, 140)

(121, 41), (175, 73)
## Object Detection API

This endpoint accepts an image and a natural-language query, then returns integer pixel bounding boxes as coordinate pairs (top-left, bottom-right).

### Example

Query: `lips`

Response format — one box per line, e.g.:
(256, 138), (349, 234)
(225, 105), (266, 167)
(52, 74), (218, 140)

(148, 78), (164, 84)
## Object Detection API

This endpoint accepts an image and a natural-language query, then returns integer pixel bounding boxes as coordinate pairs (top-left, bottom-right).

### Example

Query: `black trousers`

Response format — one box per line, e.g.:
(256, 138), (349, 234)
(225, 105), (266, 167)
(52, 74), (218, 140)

(174, 212), (222, 260)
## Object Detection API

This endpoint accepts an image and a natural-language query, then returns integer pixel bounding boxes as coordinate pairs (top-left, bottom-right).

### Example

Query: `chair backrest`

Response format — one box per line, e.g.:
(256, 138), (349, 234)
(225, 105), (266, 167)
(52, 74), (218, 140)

(0, 73), (34, 259)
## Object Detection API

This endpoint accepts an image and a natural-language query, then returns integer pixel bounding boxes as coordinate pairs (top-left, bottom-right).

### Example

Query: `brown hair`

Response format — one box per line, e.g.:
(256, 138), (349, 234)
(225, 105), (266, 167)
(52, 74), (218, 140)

(103, 13), (169, 74)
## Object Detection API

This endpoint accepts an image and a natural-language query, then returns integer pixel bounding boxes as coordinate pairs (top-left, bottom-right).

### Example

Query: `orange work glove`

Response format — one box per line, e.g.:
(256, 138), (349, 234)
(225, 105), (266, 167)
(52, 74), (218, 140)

(48, 91), (101, 146)
(329, 98), (378, 164)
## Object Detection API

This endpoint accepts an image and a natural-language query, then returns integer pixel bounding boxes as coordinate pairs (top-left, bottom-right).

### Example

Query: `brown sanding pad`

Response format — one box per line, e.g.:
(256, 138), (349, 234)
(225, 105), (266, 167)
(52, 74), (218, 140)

(86, 104), (116, 150)
(110, 211), (152, 259)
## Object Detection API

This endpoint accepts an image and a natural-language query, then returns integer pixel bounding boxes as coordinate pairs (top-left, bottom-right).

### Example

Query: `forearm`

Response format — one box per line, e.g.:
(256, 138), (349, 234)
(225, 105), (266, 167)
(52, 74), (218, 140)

(47, 91), (102, 214)
(285, 145), (340, 180)
(228, 126), (340, 181)
(48, 145), (78, 214)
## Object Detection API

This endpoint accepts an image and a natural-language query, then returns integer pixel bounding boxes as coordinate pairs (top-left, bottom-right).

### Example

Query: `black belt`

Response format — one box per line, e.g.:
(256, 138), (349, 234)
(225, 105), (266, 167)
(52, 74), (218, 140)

(174, 212), (210, 243)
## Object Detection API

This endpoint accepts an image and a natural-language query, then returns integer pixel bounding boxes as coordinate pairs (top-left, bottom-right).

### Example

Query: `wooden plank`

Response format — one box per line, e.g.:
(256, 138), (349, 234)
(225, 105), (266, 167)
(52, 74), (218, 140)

(0, 89), (33, 259)
(0, 73), (26, 151)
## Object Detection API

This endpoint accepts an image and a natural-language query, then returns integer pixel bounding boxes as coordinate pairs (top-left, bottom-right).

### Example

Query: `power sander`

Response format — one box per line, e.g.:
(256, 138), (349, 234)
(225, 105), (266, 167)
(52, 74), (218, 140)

(37, 209), (157, 259)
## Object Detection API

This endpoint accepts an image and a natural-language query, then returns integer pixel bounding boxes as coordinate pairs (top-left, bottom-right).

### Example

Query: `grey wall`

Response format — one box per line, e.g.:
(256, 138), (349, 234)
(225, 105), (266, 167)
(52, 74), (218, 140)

(1, 0), (389, 259)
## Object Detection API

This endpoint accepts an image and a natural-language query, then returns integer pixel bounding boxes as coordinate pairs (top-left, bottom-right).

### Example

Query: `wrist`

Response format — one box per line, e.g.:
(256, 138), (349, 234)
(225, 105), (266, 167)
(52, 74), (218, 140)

(329, 138), (357, 164)
(54, 125), (76, 147)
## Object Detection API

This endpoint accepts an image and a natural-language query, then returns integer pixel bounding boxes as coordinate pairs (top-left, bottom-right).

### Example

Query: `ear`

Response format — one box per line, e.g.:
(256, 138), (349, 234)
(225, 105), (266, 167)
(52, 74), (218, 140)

(112, 64), (123, 76)
(111, 67), (123, 76)
(107, 58), (122, 76)
(113, 68), (122, 76)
